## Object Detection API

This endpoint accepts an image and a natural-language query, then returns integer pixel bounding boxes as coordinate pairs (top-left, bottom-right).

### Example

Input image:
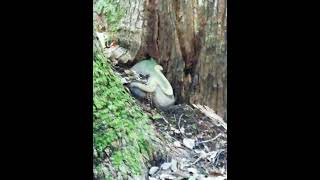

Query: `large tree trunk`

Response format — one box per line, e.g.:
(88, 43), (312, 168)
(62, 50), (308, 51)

(118, 0), (227, 120)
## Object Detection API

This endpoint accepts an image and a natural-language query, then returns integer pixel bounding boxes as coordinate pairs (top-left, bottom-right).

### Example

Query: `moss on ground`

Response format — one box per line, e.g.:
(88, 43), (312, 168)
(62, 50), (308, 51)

(93, 52), (155, 179)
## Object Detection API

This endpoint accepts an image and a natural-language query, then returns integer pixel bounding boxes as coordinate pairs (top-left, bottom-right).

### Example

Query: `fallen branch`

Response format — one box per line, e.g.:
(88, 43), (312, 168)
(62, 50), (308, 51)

(178, 114), (183, 130)
(192, 104), (227, 130)
(162, 116), (169, 124)
(198, 133), (223, 144)
(192, 155), (204, 165)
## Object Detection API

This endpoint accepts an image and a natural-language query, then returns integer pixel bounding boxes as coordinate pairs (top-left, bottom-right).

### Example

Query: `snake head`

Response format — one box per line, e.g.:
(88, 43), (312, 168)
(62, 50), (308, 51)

(155, 65), (163, 71)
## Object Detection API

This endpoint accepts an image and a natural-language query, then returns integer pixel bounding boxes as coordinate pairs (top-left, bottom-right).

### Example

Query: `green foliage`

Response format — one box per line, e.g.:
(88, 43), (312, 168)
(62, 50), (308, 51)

(95, 0), (125, 33)
(152, 113), (162, 120)
(93, 53), (155, 177)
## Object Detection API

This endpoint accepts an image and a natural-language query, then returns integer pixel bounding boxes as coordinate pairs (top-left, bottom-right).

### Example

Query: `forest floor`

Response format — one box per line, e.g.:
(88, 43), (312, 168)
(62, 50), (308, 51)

(112, 62), (227, 180)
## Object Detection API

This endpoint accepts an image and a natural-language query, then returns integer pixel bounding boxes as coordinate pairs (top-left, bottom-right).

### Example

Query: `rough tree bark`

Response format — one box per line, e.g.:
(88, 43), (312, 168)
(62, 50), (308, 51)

(117, 0), (227, 120)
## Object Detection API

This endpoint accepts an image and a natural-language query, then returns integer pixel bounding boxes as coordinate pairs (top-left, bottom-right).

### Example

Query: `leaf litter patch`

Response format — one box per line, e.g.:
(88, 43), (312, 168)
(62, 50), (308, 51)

(145, 104), (227, 180)
(112, 61), (227, 179)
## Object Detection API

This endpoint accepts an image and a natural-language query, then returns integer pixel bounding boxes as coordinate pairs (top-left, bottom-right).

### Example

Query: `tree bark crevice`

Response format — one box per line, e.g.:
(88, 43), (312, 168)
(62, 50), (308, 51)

(117, 0), (227, 120)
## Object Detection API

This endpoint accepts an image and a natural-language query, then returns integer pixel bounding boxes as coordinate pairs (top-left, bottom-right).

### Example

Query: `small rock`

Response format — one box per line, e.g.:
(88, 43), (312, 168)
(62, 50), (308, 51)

(160, 162), (171, 170)
(149, 166), (159, 175)
(171, 159), (178, 172)
(173, 141), (181, 148)
(180, 127), (185, 134)
(183, 138), (195, 149)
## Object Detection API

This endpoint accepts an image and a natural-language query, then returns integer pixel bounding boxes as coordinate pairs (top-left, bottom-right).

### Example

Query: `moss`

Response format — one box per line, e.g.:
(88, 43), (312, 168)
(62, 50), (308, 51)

(93, 2), (154, 177)
(93, 52), (155, 178)
(95, 0), (125, 34)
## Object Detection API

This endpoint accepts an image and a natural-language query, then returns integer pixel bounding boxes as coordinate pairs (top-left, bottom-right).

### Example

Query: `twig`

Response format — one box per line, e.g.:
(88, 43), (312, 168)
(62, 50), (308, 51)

(178, 114), (183, 130)
(192, 104), (227, 130)
(165, 132), (179, 142)
(198, 133), (223, 144)
(171, 170), (190, 178)
(192, 150), (219, 165)
(192, 155), (203, 165)
(162, 116), (169, 124)
(177, 114), (187, 138)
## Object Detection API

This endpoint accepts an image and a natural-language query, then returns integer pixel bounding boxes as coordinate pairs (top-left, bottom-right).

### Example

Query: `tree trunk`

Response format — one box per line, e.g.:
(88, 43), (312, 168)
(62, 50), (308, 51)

(118, 0), (227, 120)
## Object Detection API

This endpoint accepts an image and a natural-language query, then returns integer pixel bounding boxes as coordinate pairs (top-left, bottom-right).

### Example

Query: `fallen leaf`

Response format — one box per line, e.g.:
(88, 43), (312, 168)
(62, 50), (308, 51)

(160, 162), (171, 170)
(171, 159), (178, 172)
(149, 166), (159, 175)
(183, 138), (195, 149)
(180, 127), (185, 134)
(173, 141), (181, 148)
(187, 168), (198, 175)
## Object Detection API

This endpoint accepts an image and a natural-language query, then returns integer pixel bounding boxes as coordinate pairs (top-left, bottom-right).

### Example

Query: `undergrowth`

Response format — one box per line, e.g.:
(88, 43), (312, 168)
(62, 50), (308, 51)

(93, 53), (155, 178)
